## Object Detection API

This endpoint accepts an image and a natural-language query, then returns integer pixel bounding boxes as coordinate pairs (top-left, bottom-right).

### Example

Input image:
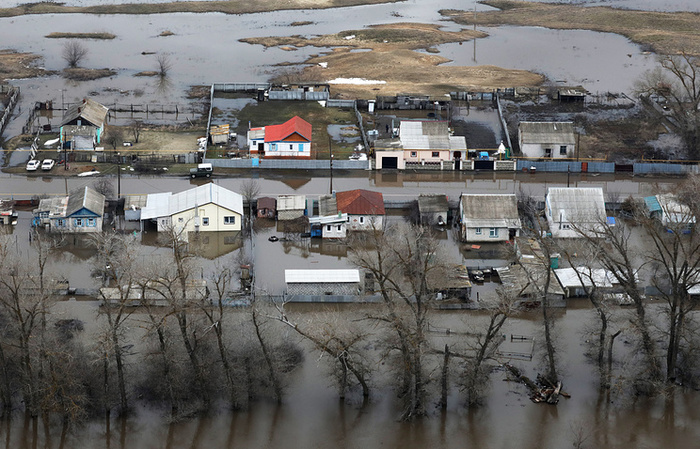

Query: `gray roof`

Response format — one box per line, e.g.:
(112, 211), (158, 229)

(318, 194), (339, 216)
(141, 183), (243, 220)
(399, 120), (467, 150)
(67, 186), (105, 217)
(519, 121), (575, 145)
(547, 187), (605, 224)
(418, 194), (449, 214)
(285, 269), (360, 284)
(460, 194), (521, 229)
(277, 194), (306, 211)
(61, 98), (108, 128)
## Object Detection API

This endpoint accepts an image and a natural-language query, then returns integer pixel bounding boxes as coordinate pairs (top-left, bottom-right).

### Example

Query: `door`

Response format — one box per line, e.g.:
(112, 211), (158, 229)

(382, 156), (398, 169)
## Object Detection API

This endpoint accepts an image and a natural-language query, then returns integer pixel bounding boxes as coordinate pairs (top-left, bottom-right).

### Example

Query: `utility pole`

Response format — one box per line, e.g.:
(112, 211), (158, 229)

(117, 152), (121, 199)
(329, 135), (333, 194)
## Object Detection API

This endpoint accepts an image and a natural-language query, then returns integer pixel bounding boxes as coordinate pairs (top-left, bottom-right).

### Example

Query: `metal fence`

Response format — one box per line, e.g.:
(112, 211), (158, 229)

(268, 90), (329, 101)
(515, 159), (698, 175)
(0, 86), (19, 136)
(203, 158), (369, 170)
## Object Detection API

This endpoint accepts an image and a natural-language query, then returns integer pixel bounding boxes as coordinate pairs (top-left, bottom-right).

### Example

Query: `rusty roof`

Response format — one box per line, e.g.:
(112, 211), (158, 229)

(336, 189), (385, 215)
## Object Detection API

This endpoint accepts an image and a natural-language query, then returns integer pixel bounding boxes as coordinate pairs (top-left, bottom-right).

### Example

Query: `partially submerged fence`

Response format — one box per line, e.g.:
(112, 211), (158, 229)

(0, 85), (19, 137)
(516, 159), (698, 175)
(203, 157), (369, 170)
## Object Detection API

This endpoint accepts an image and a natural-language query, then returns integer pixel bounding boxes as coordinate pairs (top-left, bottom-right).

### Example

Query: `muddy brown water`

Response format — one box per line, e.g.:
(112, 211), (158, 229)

(1, 301), (699, 448)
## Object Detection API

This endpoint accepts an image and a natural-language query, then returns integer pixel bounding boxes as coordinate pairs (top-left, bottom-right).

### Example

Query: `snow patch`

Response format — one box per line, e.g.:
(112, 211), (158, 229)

(327, 78), (386, 85)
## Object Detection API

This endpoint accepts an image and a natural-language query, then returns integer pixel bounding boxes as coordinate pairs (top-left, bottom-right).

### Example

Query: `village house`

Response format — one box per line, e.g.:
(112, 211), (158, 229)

(518, 121), (575, 159)
(276, 194), (306, 221)
(373, 120), (467, 170)
(60, 98), (109, 151)
(139, 182), (243, 239)
(459, 194), (521, 242)
(336, 189), (385, 231)
(247, 116), (312, 159)
(545, 187), (606, 238)
(33, 186), (105, 233)
(309, 193), (348, 239)
(0, 200), (17, 225)
(418, 194), (449, 226)
(554, 267), (620, 298)
(645, 194), (696, 231)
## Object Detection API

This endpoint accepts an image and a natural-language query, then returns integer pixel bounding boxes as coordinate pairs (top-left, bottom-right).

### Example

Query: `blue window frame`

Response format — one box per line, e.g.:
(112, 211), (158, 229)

(87, 218), (96, 227)
(74, 218), (83, 227)
(298, 144), (304, 152)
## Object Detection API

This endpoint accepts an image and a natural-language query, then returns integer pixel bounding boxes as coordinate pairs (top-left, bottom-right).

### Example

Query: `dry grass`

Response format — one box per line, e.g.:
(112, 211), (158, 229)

(0, 0), (401, 17)
(45, 32), (116, 39)
(62, 68), (117, 81)
(0, 49), (55, 81)
(249, 23), (542, 98)
(442, 1), (700, 55)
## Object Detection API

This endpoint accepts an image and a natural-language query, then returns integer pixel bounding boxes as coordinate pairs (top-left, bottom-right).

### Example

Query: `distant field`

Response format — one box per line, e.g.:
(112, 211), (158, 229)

(0, 0), (399, 17)
(442, 0), (700, 56)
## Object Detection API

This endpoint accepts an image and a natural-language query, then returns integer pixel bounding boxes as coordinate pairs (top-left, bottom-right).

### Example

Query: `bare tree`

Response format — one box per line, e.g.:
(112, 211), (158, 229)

(348, 222), (447, 420)
(635, 53), (700, 159)
(62, 40), (88, 68)
(105, 126), (123, 151)
(156, 54), (172, 78)
(129, 120), (144, 144)
(92, 177), (114, 200)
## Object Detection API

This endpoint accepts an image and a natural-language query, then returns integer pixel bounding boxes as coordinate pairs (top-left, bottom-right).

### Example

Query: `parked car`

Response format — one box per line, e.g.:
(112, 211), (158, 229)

(41, 159), (55, 171)
(190, 163), (212, 178)
(26, 160), (41, 171)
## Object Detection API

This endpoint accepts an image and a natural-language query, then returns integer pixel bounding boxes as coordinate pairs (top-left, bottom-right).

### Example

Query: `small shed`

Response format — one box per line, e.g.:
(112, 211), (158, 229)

(0, 200), (17, 225)
(257, 197), (276, 219)
(554, 267), (616, 298)
(123, 194), (147, 222)
(277, 194), (306, 221)
(285, 269), (361, 296)
(210, 124), (230, 145)
(418, 194), (449, 226)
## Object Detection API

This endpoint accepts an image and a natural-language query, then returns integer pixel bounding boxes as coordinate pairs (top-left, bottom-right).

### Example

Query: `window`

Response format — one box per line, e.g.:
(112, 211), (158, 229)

(337, 225), (342, 231)
(224, 216), (236, 225)
(489, 228), (499, 238)
(347, 216), (350, 222)
(40, 211), (49, 218)
(74, 218), (83, 227)
(289, 144), (293, 150)
(410, 151), (417, 158)
(87, 218), (96, 227)
(56, 219), (65, 227)
(560, 145), (567, 155)
(326, 225), (332, 232)
(271, 143), (277, 151)
(178, 217), (184, 223)
(202, 217), (209, 226)
(432, 151), (439, 158)
(359, 216), (365, 224)
(299, 144), (304, 152)
(475, 227), (482, 235)
(545, 148), (552, 156)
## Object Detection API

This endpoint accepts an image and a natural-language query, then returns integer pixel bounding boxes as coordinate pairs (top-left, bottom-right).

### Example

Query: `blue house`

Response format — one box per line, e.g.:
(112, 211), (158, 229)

(33, 186), (105, 233)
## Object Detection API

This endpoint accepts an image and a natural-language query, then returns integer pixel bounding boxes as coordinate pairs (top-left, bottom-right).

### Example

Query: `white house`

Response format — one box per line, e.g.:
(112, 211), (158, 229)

(140, 182), (243, 239)
(247, 116), (312, 159)
(645, 194), (696, 230)
(277, 194), (307, 221)
(459, 194), (521, 242)
(545, 187), (606, 238)
(336, 189), (385, 231)
(309, 194), (347, 239)
(518, 121), (575, 159)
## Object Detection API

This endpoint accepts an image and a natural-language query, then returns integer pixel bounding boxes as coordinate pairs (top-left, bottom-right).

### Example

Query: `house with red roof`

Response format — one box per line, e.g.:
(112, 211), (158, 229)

(336, 189), (385, 231)
(247, 116), (312, 159)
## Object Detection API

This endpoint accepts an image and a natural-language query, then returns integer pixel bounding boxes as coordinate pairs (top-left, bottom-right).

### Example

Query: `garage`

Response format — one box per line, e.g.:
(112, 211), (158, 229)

(381, 156), (398, 169)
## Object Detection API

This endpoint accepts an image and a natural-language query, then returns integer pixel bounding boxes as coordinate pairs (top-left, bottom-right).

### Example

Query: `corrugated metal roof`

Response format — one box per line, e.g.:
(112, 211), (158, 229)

(66, 186), (105, 217)
(519, 121), (575, 145)
(554, 267), (614, 289)
(60, 98), (108, 127)
(336, 189), (385, 215)
(264, 116), (312, 143)
(644, 195), (661, 213)
(140, 184), (243, 220)
(285, 269), (360, 284)
(318, 194), (338, 216)
(460, 194), (521, 228)
(248, 128), (265, 140)
(398, 120), (466, 150)
(547, 187), (605, 223)
(277, 194), (306, 211)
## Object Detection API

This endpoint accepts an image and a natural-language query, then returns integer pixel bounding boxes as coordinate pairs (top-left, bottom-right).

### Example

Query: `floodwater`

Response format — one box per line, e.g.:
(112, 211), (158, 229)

(2, 300), (699, 449)
(522, 0), (700, 12)
(0, 0), (663, 148)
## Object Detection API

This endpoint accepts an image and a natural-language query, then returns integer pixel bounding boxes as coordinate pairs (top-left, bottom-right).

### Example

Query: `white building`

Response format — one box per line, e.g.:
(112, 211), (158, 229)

(459, 194), (521, 242)
(545, 187), (606, 238)
(518, 121), (575, 159)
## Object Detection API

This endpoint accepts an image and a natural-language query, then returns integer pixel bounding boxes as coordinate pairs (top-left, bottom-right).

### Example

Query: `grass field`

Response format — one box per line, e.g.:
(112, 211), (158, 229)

(442, 0), (700, 56)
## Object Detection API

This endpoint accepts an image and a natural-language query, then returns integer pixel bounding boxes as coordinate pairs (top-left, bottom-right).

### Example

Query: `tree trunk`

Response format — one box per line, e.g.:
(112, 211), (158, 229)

(440, 345), (449, 410)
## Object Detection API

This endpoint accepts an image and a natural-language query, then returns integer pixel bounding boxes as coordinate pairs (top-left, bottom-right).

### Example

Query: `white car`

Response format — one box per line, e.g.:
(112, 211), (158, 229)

(41, 159), (56, 171)
(26, 160), (40, 171)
